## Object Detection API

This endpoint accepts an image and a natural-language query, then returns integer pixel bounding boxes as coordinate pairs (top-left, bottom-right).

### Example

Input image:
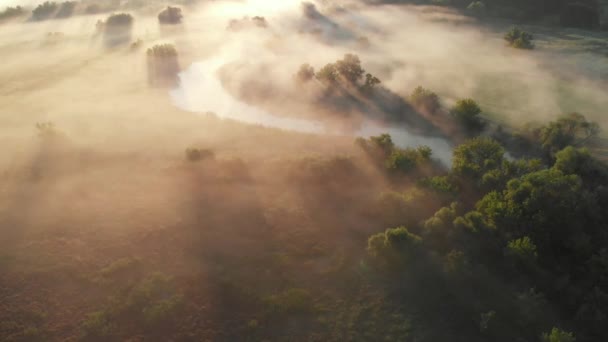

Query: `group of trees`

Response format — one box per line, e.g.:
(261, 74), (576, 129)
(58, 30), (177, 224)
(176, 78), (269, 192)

(355, 104), (606, 341)
(31, 1), (76, 21)
(298, 54), (381, 94)
(422, 0), (602, 28)
(0, 6), (24, 21)
(356, 134), (434, 175)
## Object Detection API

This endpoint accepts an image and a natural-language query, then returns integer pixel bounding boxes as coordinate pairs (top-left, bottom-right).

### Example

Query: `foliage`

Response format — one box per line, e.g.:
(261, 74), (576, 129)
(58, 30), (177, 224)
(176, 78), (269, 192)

(410, 86), (440, 114)
(105, 13), (133, 27)
(158, 6), (183, 25)
(537, 113), (599, 157)
(367, 227), (422, 269)
(315, 54), (381, 93)
(358, 134), (433, 175)
(147, 44), (178, 57)
(0, 6), (24, 21)
(450, 98), (485, 133)
(81, 273), (183, 340)
(505, 236), (538, 261)
(467, 1), (486, 16)
(296, 63), (315, 83)
(452, 137), (505, 181)
(542, 328), (576, 342)
(32, 2), (58, 21)
(504, 27), (534, 49)
(56, 1), (76, 19)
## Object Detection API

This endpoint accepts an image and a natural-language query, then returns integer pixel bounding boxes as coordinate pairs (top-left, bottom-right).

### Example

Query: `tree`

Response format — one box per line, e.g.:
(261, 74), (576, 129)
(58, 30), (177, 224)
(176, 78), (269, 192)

(538, 113), (599, 156)
(410, 86), (440, 114)
(315, 63), (339, 84)
(104, 13), (134, 47)
(0, 6), (24, 21)
(296, 64), (315, 83)
(147, 44), (180, 87)
(450, 98), (485, 133)
(158, 6), (183, 25)
(452, 137), (505, 181)
(56, 1), (76, 19)
(335, 54), (365, 84)
(32, 2), (58, 21)
(504, 27), (534, 50)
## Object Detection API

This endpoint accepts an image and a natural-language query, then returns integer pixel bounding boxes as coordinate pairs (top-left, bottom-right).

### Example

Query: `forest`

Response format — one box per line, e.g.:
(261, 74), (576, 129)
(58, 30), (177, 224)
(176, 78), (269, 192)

(0, 0), (607, 341)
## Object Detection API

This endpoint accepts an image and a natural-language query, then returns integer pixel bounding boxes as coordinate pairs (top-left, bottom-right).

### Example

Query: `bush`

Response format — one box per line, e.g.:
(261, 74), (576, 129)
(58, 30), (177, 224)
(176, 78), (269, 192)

(158, 6), (183, 25)
(32, 2), (58, 21)
(410, 86), (440, 114)
(185, 148), (215, 162)
(504, 27), (534, 49)
(0, 6), (25, 21)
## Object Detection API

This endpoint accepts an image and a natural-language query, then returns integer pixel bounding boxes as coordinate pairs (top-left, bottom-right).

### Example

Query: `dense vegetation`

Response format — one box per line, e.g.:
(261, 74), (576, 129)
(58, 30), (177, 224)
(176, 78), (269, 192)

(372, 0), (602, 28)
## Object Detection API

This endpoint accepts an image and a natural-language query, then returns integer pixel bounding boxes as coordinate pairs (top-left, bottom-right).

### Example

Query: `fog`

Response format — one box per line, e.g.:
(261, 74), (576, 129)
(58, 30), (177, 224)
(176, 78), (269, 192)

(1, 1), (608, 340)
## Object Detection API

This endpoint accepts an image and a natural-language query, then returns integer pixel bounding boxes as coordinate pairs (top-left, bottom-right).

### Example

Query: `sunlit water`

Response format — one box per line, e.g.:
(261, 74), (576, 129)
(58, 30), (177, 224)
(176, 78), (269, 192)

(170, 59), (454, 166)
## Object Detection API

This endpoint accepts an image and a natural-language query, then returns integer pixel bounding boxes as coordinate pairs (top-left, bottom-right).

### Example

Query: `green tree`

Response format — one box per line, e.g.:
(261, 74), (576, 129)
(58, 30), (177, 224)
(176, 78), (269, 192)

(367, 227), (422, 269)
(450, 98), (485, 133)
(452, 137), (505, 181)
(410, 86), (440, 114)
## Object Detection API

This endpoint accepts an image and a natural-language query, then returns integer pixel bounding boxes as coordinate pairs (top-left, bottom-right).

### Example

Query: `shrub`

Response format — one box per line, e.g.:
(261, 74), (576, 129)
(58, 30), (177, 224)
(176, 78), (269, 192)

(504, 27), (534, 49)
(410, 86), (440, 114)
(32, 2), (58, 21)
(185, 148), (215, 162)
(158, 6), (183, 25)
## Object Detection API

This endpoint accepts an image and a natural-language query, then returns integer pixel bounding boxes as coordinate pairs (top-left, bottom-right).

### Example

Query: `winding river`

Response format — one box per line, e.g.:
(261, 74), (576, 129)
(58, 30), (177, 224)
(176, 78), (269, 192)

(170, 59), (454, 166)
